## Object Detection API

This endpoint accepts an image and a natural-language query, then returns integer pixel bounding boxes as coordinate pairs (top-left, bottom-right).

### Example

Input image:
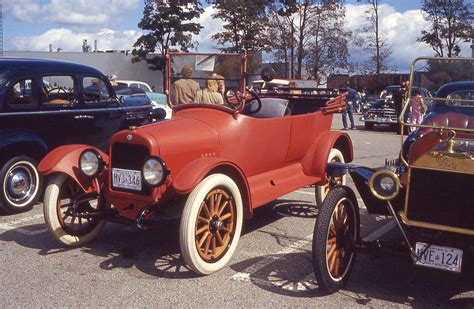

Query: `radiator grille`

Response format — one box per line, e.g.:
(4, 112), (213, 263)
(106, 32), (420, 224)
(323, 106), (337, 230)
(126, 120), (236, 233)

(111, 142), (150, 194)
(406, 168), (474, 230)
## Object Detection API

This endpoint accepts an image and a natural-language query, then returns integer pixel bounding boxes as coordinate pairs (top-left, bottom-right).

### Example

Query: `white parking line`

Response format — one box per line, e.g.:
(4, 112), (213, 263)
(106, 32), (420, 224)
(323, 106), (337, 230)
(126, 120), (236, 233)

(0, 214), (47, 235)
(231, 234), (313, 286)
(364, 220), (396, 242)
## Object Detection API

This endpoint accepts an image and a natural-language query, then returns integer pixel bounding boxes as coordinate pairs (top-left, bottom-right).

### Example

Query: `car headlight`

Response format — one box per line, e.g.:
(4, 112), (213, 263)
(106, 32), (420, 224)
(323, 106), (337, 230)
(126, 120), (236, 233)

(142, 156), (168, 186)
(79, 149), (104, 177)
(369, 170), (400, 200)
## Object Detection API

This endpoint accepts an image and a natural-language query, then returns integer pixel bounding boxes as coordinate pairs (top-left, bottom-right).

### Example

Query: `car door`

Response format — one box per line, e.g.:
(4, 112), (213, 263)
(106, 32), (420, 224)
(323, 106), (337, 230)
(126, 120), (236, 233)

(0, 76), (73, 150)
(66, 75), (122, 151)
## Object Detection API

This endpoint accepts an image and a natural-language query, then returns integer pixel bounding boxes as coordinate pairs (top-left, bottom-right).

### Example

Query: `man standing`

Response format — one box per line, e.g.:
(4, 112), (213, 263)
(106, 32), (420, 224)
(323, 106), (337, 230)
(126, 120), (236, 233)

(173, 65), (200, 105)
(342, 81), (356, 130)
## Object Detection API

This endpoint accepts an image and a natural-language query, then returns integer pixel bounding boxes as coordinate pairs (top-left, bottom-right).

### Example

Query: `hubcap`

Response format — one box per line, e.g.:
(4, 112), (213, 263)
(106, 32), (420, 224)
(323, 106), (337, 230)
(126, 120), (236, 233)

(194, 188), (235, 262)
(6, 167), (34, 203)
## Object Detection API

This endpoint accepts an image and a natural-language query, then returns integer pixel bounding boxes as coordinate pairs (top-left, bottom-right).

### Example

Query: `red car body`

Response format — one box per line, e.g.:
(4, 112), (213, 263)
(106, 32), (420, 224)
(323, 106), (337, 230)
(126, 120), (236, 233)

(38, 52), (352, 275)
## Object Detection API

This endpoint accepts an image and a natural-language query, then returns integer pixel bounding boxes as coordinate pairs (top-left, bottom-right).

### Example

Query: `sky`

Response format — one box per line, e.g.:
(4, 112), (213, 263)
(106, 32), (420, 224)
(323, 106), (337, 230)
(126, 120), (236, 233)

(2, 0), (472, 73)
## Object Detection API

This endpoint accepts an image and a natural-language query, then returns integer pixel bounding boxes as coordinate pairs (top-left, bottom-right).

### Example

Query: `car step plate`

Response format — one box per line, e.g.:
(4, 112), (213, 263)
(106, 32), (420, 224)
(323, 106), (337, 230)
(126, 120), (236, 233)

(415, 242), (462, 273)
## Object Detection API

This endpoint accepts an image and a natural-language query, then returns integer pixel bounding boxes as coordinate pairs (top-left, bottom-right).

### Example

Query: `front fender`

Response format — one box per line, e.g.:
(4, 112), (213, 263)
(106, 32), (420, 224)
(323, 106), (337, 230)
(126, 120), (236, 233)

(311, 131), (353, 179)
(38, 145), (109, 192)
(326, 162), (390, 215)
(0, 129), (48, 162)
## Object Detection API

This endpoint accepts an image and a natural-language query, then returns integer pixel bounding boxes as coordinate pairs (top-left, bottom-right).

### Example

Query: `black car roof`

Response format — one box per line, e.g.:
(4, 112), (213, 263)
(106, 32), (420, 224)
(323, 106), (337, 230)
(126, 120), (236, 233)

(0, 57), (104, 87)
(436, 81), (474, 98)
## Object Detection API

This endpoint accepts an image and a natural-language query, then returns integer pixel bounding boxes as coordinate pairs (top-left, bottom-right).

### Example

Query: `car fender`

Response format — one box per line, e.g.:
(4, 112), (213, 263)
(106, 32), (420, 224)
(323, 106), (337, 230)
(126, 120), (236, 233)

(311, 131), (353, 181)
(38, 145), (109, 192)
(0, 129), (48, 163)
(173, 157), (253, 218)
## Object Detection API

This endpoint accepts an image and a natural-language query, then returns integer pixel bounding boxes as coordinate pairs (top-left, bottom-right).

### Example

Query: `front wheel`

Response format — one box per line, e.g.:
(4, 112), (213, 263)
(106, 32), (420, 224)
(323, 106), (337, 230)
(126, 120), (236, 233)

(315, 148), (346, 207)
(43, 173), (105, 246)
(0, 156), (42, 214)
(179, 173), (243, 275)
(312, 187), (359, 294)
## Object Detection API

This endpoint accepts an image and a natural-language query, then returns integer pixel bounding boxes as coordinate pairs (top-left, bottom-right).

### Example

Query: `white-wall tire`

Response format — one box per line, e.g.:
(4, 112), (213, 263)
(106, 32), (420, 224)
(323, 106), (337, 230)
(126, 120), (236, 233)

(316, 148), (346, 207)
(43, 173), (105, 246)
(179, 173), (243, 275)
(0, 156), (42, 214)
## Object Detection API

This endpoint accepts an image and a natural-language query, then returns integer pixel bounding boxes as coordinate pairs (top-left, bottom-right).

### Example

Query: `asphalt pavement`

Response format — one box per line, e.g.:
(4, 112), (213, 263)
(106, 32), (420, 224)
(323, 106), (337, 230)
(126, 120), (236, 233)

(0, 114), (472, 307)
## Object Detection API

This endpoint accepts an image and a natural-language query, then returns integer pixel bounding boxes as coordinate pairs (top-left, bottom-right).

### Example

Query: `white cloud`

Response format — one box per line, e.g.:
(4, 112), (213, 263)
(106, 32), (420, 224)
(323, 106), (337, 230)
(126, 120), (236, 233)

(4, 0), (141, 30)
(192, 6), (223, 52)
(10, 28), (142, 52)
(345, 3), (471, 72)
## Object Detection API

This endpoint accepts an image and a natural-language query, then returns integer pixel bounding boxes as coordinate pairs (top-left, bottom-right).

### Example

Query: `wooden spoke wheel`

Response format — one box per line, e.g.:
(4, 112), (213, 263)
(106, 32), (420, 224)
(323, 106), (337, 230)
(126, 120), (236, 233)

(312, 187), (359, 294)
(195, 188), (235, 262)
(180, 174), (243, 275)
(56, 177), (102, 237)
(316, 148), (346, 207)
(44, 174), (105, 246)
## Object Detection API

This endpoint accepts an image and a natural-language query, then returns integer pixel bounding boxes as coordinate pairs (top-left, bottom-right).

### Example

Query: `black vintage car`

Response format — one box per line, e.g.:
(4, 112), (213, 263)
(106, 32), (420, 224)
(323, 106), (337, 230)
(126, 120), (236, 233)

(361, 85), (431, 131)
(0, 58), (159, 213)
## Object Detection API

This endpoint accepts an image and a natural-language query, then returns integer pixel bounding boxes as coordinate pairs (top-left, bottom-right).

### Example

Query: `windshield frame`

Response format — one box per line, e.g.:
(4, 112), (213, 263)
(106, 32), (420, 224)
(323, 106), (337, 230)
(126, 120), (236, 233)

(165, 51), (247, 114)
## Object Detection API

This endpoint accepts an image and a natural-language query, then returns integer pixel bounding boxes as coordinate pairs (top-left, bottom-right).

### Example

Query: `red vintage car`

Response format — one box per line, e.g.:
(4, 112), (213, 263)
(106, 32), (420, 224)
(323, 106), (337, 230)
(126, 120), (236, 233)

(38, 52), (352, 275)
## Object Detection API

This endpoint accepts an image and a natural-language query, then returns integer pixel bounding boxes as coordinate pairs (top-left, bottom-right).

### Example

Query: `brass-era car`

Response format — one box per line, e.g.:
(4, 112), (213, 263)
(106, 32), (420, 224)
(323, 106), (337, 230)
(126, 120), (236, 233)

(38, 52), (351, 275)
(312, 57), (474, 293)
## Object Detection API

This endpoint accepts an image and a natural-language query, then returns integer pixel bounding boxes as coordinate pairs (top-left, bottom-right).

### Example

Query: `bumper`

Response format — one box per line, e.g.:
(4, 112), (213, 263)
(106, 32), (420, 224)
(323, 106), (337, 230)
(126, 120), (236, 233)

(360, 115), (398, 124)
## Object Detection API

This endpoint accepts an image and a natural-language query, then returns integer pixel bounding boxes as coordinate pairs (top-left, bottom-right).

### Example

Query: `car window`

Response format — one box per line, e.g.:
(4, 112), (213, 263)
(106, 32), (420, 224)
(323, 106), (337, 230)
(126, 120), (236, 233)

(41, 76), (76, 106)
(5, 79), (34, 106)
(83, 77), (111, 104)
(138, 83), (150, 91)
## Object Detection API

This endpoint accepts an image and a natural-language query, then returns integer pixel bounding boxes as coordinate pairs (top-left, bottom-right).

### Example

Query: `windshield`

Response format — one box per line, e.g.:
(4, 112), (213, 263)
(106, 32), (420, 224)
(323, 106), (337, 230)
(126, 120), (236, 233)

(167, 53), (245, 110)
(402, 57), (474, 130)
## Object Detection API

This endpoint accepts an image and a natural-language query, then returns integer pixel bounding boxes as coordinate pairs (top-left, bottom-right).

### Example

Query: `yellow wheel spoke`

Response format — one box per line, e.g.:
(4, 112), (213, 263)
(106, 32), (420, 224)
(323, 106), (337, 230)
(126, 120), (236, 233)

(201, 202), (211, 217)
(198, 231), (210, 248)
(198, 216), (210, 224)
(196, 225), (208, 236)
(217, 201), (229, 216)
(216, 231), (224, 245)
(220, 212), (232, 221)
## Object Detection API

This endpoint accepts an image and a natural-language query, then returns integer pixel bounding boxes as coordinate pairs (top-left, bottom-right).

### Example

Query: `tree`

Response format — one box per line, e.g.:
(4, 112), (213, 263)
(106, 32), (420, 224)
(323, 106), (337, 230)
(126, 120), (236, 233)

(132, 0), (204, 91)
(211, 0), (270, 53)
(418, 0), (473, 57)
(304, 1), (350, 80)
(355, 0), (392, 77)
(268, 0), (349, 79)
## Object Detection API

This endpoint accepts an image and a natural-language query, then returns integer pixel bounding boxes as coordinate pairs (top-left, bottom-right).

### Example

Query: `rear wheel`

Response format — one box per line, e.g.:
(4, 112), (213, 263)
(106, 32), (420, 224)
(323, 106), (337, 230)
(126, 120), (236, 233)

(313, 187), (359, 294)
(364, 122), (374, 130)
(0, 156), (42, 214)
(179, 173), (243, 275)
(43, 173), (105, 246)
(316, 148), (346, 207)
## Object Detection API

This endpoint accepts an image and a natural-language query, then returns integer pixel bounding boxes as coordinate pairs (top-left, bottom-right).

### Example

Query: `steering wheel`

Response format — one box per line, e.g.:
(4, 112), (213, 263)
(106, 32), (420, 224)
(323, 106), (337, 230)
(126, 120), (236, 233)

(225, 89), (262, 115)
(46, 87), (67, 95)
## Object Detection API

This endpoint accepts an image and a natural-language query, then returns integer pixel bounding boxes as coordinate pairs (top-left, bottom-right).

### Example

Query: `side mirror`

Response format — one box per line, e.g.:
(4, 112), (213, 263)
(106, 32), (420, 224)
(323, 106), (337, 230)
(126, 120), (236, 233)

(261, 67), (276, 82)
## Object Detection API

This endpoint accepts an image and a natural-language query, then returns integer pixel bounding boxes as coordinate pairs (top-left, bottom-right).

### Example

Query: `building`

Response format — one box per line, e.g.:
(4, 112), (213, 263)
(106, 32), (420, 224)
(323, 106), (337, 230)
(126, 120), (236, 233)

(4, 51), (164, 92)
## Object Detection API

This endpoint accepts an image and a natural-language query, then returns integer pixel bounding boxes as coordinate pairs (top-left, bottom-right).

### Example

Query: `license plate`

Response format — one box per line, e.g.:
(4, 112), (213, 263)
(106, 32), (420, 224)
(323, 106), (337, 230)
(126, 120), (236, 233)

(415, 242), (462, 273)
(112, 168), (142, 191)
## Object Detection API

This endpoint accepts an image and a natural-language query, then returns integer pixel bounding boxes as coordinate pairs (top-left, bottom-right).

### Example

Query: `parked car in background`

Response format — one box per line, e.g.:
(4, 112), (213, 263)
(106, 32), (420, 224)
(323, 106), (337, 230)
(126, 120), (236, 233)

(145, 91), (172, 119)
(312, 56), (474, 294)
(39, 52), (352, 276)
(116, 80), (153, 92)
(251, 78), (290, 94)
(360, 85), (431, 131)
(0, 58), (156, 214)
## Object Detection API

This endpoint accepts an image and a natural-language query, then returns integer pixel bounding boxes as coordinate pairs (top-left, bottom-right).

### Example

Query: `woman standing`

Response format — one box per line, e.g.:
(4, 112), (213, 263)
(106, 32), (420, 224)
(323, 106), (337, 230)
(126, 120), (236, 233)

(408, 89), (425, 131)
(195, 79), (224, 105)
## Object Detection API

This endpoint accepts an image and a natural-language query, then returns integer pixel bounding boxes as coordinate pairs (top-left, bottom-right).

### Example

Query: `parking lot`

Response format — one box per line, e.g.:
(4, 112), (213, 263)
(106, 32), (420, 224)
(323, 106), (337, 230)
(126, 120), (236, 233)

(0, 115), (472, 308)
